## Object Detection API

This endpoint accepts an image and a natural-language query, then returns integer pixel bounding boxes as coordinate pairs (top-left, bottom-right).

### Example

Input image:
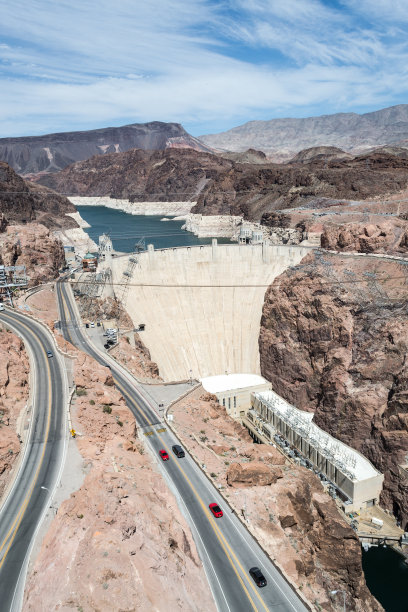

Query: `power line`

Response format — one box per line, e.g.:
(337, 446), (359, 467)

(66, 274), (408, 290)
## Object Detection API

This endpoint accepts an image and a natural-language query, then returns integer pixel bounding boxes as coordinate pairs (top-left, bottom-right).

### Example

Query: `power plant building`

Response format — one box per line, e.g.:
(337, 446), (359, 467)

(248, 390), (383, 511)
(201, 374), (270, 419)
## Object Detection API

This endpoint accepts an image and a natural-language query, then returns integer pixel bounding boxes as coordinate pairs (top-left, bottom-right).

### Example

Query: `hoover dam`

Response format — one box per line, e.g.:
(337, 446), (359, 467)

(109, 241), (309, 381)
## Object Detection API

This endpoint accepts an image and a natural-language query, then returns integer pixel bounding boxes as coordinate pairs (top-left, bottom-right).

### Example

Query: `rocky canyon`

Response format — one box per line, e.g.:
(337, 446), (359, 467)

(259, 247), (408, 530)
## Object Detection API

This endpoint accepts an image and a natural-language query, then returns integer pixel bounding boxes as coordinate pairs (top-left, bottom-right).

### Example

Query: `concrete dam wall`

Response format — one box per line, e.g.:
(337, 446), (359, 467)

(110, 243), (309, 381)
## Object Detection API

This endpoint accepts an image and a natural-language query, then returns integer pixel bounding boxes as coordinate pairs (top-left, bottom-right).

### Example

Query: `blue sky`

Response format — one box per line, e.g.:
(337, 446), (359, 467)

(0, 0), (407, 137)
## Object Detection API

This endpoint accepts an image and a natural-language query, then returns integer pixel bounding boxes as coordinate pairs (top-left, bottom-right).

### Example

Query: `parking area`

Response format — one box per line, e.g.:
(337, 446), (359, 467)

(84, 320), (118, 351)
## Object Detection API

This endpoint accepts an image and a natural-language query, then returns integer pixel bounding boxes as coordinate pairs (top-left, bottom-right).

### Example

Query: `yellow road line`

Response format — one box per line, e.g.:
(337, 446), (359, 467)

(58, 285), (75, 346)
(161, 438), (270, 612)
(58, 286), (266, 610)
(0, 315), (53, 568)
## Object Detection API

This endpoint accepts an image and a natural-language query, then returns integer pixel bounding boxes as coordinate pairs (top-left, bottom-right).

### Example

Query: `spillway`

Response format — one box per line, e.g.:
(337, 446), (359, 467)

(110, 242), (309, 381)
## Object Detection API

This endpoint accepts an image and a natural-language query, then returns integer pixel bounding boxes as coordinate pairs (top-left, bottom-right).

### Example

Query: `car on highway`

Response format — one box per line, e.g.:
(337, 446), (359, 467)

(159, 449), (169, 461)
(249, 567), (267, 587)
(209, 503), (223, 518)
(46, 350), (53, 358)
(172, 444), (185, 458)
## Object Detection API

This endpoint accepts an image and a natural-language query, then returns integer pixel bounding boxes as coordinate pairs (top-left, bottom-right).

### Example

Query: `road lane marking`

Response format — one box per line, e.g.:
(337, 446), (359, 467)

(160, 438), (270, 612)
(0, 315), (53, 568)
(144, 431), (155, 436)
(57, 284), (266, 611)
(156, 427), (167, 433)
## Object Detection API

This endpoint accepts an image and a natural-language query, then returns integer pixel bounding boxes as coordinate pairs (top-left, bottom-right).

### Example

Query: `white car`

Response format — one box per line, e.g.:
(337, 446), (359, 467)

(90, 322), (95, 328)
(0, 304), (4, 311)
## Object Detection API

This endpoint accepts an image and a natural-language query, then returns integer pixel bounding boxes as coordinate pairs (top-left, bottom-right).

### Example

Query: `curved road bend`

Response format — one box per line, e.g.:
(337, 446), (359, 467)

(56, 279), (310, 612)
(0, 307), (66, 612)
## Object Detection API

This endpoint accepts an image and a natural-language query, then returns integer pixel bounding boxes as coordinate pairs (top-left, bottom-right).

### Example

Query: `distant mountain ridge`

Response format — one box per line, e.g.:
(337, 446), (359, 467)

(0, 121), (213, 176)
(200, 104), (408, 160)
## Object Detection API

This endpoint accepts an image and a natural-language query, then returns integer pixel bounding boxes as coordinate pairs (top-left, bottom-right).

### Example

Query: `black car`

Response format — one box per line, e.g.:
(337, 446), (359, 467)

(46, 350), (53, 358)
(249, 567), (267, 588)
(172, 445), (185, 458)
(104, 343), (110, 349)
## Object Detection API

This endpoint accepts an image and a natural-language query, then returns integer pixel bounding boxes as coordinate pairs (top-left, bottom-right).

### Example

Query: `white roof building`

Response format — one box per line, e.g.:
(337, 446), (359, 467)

(201, 374), (270, 419)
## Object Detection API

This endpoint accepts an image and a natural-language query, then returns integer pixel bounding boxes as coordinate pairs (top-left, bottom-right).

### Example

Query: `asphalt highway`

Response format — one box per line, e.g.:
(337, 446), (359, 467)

(56, 279), (310, 612)
(0, 307), (67, 612)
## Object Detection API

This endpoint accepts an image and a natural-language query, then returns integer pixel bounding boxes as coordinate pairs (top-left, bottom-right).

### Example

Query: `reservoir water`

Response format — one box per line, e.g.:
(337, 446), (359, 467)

(362, 546), (408, 612)
(76, 205), (232, 252)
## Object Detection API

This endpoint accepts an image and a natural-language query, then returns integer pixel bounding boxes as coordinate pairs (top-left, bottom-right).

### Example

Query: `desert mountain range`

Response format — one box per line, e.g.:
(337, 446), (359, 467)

(200, 104), (408, 160)
(0, 121), (211, 176)
(2, 104), (408, 176)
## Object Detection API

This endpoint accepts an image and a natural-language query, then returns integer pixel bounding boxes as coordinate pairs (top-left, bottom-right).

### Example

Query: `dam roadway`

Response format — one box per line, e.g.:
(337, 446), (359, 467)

(56, 278), (310, 612)
(0, 307), (66, 612)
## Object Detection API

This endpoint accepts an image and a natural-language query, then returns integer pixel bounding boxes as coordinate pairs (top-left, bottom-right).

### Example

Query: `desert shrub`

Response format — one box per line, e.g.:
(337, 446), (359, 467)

(76, 387), (87, 396)
(103, 405), (112, 414)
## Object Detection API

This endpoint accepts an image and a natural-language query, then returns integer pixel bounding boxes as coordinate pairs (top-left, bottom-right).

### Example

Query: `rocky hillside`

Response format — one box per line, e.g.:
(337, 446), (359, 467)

(259, 247), (408, 530)
(37, 148), (233, 200)
(0, 122), (212, 176)
(37, 147), (408, 224)
(0, 223), (66, 286)
(192, 150), (408, 220)
(0, 162), (76, 230)
(200, 104), (408, 159)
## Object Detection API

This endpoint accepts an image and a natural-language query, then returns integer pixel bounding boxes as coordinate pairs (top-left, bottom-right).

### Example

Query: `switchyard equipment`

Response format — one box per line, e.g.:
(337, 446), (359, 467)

(0, 264), (28, 306)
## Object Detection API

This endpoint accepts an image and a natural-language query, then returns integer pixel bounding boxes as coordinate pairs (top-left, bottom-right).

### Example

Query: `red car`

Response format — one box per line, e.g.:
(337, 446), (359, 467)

(159, 449), (169, 461)
(209, 503), (223, 518)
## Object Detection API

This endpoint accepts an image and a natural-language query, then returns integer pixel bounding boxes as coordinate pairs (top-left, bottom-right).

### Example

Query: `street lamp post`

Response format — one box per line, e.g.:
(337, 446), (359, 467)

(330, 589), (346, 612)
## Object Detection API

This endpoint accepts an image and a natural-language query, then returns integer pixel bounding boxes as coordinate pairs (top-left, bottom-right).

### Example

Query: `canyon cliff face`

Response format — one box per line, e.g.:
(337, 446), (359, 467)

(259, 251), (408, 529)
(0, 162), (76, 230)
(0, 223), (65, 286)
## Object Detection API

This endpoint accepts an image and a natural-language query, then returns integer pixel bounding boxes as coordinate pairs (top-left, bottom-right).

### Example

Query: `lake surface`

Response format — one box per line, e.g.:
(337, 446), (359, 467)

(76, 205), (232, 252)
(362, 546), (408, 612)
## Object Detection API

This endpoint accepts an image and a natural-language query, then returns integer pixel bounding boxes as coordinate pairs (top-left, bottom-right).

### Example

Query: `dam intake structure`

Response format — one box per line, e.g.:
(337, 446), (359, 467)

(108, 241), (309, 381)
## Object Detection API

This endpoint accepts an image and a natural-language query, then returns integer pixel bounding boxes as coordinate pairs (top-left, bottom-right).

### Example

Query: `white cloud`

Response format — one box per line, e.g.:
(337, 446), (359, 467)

(0, 0), (407, 136)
